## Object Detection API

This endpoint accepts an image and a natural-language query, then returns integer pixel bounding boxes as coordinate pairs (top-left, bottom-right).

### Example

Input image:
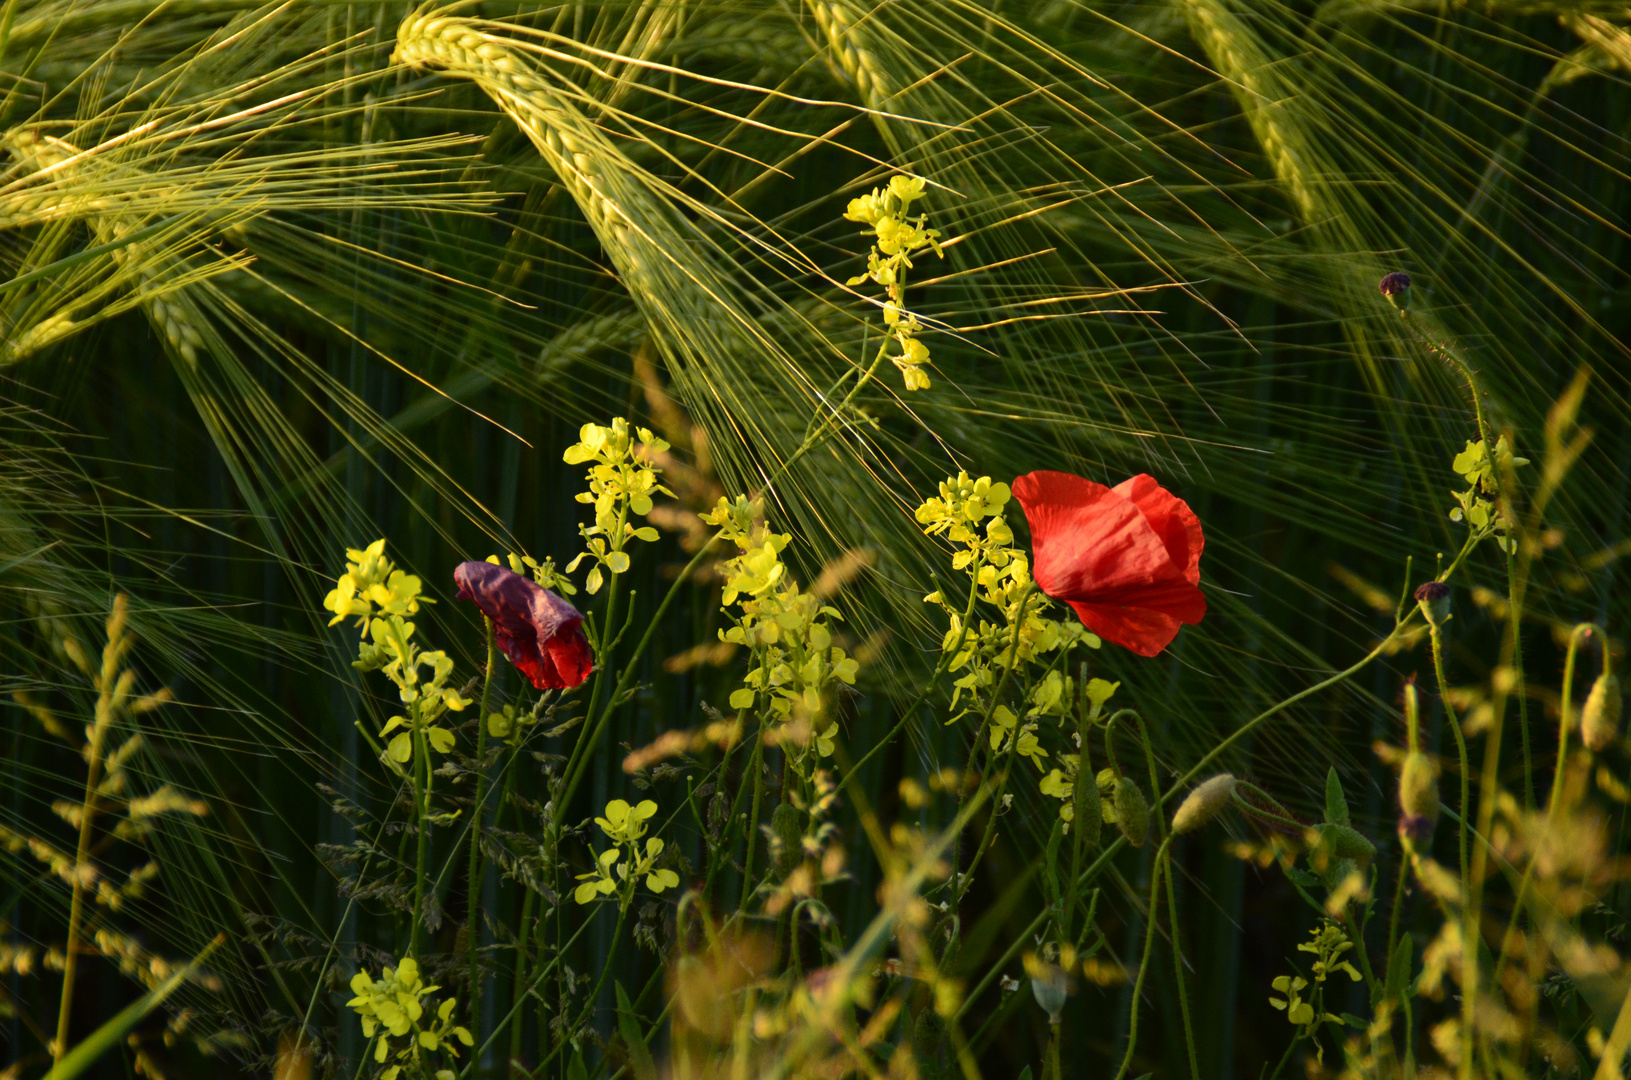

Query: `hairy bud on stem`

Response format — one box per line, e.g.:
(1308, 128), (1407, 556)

(1172, 774), (1236, 835)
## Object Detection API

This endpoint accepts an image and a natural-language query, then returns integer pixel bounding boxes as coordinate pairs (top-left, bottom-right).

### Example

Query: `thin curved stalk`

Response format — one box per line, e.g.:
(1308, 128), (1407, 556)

(1425, 620), (1474, 1079)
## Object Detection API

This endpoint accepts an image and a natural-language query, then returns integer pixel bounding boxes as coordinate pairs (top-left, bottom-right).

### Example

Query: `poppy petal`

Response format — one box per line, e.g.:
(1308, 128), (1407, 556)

(1012, 471), (1188, 599)
(1012, 469), (1207, 656)
(453, 561), (594, 690)
(1066, 601), (1184, 658)
(1112, 474), (1204, 586)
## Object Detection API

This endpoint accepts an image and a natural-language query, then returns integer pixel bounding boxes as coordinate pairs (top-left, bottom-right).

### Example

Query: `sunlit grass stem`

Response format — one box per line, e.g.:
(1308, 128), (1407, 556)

(52, 665), (115, 1060)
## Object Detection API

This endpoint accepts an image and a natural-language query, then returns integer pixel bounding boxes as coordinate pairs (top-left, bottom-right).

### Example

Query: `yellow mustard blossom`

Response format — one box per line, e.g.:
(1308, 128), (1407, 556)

(563, 418), (673, 593)
(844, 174), (943, 391)
(323, 539), (428, 632)
(575, 799), (680, 904)
(347, 957), (472, 1080)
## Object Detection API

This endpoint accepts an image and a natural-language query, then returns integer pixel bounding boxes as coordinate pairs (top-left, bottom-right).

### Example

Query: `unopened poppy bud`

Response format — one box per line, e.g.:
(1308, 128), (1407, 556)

(1582, 673), (1623, 752)
(1114, 777), (1149, 848)
(1378, 271), (1412, 311)
(1398, 751), (1438, 840)
(1414, 581), (1451, 627)
(1172, 774), (1236, 834)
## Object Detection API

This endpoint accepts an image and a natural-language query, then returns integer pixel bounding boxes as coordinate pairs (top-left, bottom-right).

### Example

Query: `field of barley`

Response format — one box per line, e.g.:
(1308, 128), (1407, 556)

(2, 2), (1629, 1079)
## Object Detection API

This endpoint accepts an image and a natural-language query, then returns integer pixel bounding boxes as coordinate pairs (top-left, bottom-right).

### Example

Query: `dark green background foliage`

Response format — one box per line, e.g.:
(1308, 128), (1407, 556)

(1, 0), (1627, 1077)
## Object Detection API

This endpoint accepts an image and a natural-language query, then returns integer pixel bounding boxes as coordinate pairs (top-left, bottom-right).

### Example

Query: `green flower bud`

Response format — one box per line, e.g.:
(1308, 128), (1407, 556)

(1398, 750), (1438, 843)
(1322, 823), (1376, 864)
(1172, 774), (1237, 835)
(1114, 777), (1149, 849)
(1582, 672), (1623, 753)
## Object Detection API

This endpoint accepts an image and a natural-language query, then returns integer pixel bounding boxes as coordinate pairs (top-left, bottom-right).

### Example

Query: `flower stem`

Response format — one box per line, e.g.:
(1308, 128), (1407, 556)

(739, 722), (768, 910)
(1114, 837), (1170, 1080)
(1425, 620), (1473, 1080)
(411, 724), (432, 958)
(466, 618), (496, 1033)
(508, 885), (536, 1069)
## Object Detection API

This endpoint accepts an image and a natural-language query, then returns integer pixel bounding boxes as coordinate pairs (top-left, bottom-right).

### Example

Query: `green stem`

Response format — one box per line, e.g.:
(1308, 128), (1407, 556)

(1113, 837), (1170, 1080)
(739, 721), (768, 910)
(1425, 621), (1473, 1080)
(1265, 1031), (1300, 1080)
(537, 899), (634, 1075)
(467, 619), (496, 1028)
(1164, 847), (1200, 1080)
(1494, 624), (1598, 986)
(457, 912), (598, 1079)
(508, 886), (536, 1070)
(838, 554), (982, 794)
(1508, 542), (1533, 809)
(1160, 623), (1406, 808)
(557, 534), (717, 825)
(411, 725), (432, 957)
(955, 584), (1036, 902)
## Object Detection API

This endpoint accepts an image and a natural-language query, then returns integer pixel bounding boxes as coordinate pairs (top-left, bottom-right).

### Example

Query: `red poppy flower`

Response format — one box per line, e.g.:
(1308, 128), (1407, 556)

(1011, 471), (1206, 657)
(453, 561), (595, 689)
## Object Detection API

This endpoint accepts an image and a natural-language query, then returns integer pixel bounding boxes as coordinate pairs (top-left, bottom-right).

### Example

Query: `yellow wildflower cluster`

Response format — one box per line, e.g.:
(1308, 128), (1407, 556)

(918, 474), (1096, 718)
(917, 472), (1098, 814)
(564, 418), (672, 594)
(323, 540), (469, 765)
(844, 174), (943, 391)
(322, 539), (427, 631)
(702, 497), (860, 762)
(346, 956), (472, 1080)
(574, 799), (680, 904)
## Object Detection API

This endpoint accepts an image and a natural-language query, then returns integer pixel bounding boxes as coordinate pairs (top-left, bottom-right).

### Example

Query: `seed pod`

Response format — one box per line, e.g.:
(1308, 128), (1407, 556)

(1074, 763), (1103, 850)
(770, 802), (804, 875)
(1114, 777), (1149, 849)
(1414, 581), (1451, 627)
(1172, 774), (1236, 835)
(1582, 673), (1623, 752)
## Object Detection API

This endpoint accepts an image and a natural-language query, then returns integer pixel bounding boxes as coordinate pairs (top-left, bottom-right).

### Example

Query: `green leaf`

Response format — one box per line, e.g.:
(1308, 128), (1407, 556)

(567, 1051), (589, 1080)
(615, 981), (658, 1080)
(1285, 866), (1320, 888)
(1384, 934), (1414, 1003)
(1324, 767), (1350, 826)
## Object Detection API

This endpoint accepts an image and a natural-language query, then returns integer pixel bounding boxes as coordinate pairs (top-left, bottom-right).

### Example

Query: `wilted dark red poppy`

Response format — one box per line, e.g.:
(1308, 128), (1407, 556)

(1011, 471), (1206, 657)
(453, 561), (594, 689)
